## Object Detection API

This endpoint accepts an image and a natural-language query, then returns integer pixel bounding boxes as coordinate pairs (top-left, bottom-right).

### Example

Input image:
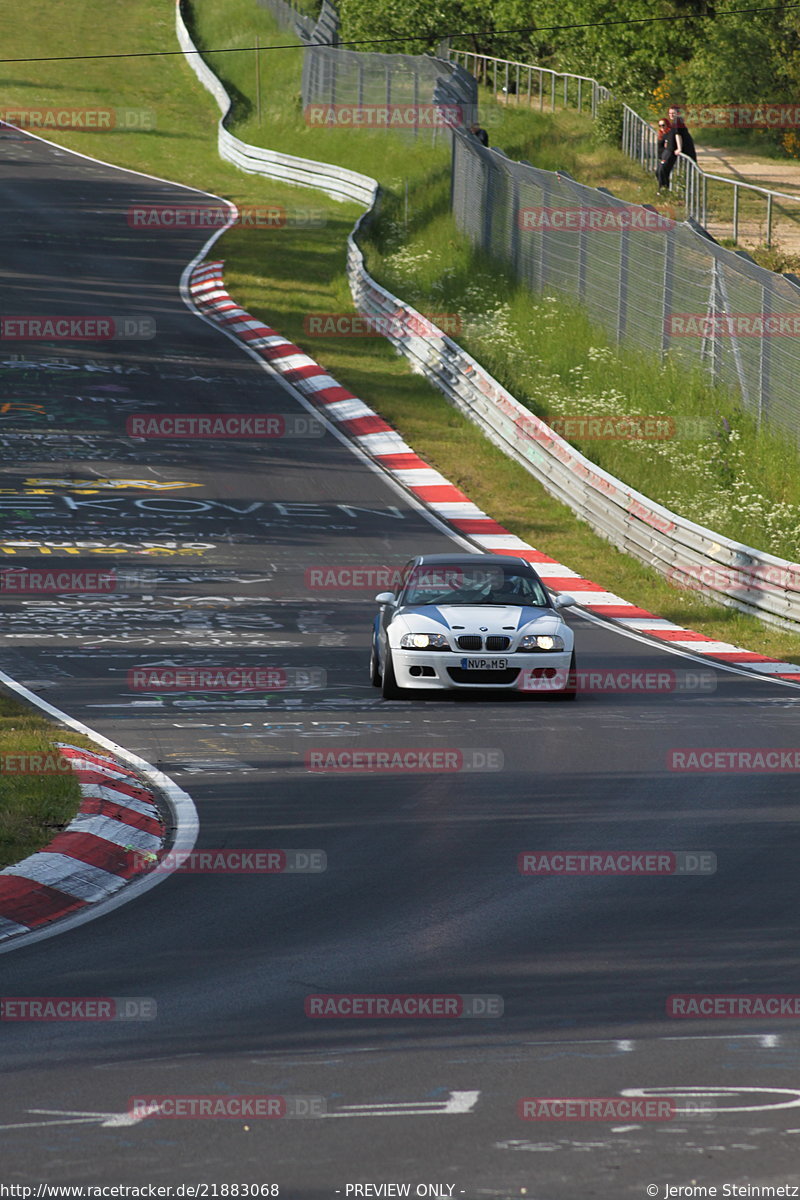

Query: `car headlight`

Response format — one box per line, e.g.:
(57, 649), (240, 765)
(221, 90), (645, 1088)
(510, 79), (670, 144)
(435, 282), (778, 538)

(518, 633), (565, 652)
(400, 632), (450, 650)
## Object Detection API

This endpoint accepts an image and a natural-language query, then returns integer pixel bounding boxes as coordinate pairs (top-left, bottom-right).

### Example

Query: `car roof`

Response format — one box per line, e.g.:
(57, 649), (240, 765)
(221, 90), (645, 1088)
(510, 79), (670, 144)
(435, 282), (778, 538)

(411, 553), (539, 573)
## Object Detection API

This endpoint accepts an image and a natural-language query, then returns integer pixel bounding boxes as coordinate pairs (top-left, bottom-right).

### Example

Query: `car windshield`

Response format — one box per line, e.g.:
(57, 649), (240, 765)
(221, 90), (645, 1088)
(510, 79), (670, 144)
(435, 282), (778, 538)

(402, 562), (550, 607)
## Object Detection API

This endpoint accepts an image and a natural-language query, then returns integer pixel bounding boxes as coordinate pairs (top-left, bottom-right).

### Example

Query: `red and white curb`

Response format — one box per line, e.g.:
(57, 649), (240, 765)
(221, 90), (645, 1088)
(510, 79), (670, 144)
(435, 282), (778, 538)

(0, 743), (166, 942)
(188, 260), (800, 684)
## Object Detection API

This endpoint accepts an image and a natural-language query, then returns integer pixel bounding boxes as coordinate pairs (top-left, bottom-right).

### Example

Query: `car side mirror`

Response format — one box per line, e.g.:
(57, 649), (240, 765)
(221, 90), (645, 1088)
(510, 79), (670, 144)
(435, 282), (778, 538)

(553, 592), (577, 608)
(375, 592), (397, 605)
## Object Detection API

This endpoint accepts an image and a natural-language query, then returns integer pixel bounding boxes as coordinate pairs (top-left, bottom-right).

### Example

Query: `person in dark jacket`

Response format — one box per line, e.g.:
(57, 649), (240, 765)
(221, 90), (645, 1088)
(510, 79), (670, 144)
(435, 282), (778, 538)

(469, 121), (489, 147)
(655, 118), (671, 189)
(666, 105), (697, 163)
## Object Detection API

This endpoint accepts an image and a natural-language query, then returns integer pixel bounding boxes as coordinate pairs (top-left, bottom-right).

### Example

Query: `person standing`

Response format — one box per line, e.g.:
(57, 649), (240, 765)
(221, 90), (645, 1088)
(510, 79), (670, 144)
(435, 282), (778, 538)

(656, 118), (671, 189)
(666, 105), (697, 164)
(469, 121), (489, 147)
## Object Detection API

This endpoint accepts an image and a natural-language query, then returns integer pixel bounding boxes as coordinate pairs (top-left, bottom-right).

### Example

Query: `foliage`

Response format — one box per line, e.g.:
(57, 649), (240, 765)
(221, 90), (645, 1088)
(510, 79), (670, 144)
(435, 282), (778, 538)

(594, 98), (623, 147)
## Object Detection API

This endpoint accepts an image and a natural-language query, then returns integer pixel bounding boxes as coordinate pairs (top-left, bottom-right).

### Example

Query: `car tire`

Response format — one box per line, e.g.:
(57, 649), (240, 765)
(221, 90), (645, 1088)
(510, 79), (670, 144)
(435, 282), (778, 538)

(369, 636), (382, 687)
(381, 650), (403, 700)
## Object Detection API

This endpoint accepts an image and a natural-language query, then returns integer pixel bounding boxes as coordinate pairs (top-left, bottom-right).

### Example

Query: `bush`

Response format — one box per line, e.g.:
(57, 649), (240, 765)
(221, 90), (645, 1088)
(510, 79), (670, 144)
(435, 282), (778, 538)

(594, 99), (624, 147)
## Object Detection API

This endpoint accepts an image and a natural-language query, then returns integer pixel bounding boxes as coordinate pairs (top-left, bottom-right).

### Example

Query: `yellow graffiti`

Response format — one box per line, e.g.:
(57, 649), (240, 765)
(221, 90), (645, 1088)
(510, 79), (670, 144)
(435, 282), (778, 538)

(0, 545), (211, 557)
(22, 478), (202, 492)
(0, 403), (46, 414)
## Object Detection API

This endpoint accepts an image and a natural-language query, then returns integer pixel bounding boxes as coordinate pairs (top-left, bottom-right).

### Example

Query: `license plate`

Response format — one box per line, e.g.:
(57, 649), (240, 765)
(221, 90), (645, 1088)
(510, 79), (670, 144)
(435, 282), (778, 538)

(460, 657), (508, 670)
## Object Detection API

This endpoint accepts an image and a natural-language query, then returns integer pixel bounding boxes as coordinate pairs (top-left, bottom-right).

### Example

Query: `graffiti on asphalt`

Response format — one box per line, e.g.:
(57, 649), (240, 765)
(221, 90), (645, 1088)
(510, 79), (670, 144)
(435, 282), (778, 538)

(0, 540), (215, 556)
(6, 478), (203, 494)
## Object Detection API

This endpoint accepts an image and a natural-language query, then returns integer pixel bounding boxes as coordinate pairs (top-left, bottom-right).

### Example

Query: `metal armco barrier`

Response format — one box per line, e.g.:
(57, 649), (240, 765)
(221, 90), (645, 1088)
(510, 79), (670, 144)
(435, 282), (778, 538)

(176, 1), (800, 631)
(345, 229), (800, 631)
(175, 1), (375, 206)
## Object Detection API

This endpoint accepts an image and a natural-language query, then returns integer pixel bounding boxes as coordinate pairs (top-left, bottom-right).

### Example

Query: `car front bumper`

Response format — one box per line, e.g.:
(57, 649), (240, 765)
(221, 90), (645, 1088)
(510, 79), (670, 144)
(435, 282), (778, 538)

(390, 649), (574, 691)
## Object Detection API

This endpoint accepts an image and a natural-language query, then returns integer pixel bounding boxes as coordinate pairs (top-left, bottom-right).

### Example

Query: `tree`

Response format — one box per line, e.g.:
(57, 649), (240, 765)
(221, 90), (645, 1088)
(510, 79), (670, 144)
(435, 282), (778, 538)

(681, 1), (799, 104)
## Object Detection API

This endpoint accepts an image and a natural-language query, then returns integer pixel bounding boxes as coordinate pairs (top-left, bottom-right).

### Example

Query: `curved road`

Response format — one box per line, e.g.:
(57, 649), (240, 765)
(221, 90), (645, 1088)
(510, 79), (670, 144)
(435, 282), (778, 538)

(1, 128), (800, 1195)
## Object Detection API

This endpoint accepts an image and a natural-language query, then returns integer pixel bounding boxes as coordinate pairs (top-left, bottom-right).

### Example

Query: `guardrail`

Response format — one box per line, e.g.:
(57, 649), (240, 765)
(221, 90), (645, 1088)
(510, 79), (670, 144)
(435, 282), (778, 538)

(176, 0), (800, 631)
(448, 46), (800, 249)
(346, 229), (800, 629)
(175, 1), (375, 206)
(446, 48), (611, 119)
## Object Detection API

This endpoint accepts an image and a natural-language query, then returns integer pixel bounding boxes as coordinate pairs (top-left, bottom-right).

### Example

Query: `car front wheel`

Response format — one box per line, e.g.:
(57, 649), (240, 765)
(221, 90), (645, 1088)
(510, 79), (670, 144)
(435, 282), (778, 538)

(381, 650), (402, 700)
(369, 636), (382, 687)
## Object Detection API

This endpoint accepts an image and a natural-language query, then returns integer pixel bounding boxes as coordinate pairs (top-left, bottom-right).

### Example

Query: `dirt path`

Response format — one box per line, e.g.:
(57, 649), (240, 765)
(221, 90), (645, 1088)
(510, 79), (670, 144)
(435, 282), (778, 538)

(695, 144), (800, 254)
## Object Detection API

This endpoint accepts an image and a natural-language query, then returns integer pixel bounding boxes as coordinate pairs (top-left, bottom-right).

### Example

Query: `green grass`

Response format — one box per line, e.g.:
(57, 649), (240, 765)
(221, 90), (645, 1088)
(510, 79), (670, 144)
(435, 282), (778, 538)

(1, 0), (800, 670)
(0, 694), (95, 867)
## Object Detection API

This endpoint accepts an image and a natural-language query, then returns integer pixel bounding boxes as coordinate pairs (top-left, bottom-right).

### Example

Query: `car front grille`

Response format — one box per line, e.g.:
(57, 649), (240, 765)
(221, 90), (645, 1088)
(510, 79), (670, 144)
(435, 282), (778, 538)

(485, 636), (511, 651)
(456, 635), (483, 651)
(447, 668), (520, 684)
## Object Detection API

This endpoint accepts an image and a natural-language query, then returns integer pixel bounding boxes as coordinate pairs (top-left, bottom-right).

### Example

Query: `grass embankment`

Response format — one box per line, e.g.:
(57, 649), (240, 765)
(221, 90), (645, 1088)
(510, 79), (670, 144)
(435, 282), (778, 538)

(0, 697), (93, 868)
(2, 0), (800, 664)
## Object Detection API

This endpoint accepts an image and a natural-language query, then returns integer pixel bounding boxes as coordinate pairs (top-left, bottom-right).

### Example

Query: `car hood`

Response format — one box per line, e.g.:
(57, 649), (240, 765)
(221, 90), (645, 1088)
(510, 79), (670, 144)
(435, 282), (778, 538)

(393, 605), (563, 635)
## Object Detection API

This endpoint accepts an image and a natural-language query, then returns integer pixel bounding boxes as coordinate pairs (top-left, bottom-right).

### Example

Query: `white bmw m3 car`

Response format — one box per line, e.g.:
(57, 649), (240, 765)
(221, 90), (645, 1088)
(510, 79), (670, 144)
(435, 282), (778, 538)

(370, 554), (577, 700)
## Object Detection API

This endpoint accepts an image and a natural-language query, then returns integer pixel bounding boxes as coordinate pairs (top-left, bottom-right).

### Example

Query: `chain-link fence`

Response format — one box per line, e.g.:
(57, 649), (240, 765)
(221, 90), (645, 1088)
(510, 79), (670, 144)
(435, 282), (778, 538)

(257, 0), (316, 42)
(301, 46), (477, 143)
(261, 0), (474, 141)
(452, 128), (800, 442)
(446, 46), (800, 251)
(258, 0), (800, 444)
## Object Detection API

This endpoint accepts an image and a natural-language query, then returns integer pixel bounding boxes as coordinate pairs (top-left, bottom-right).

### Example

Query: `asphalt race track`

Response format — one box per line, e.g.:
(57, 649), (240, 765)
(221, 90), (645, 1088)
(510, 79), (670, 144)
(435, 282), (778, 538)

(2, 128), (800, 1197)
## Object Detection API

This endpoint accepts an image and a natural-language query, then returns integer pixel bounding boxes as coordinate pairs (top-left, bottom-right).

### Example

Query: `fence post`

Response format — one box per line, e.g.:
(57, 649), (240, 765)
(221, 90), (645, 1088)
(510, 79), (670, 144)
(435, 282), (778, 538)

(617, 225), (629, 344)
(527, 66), (532, 108)
(577, 77), (582, 112)
(537, 180), (551, 292)
(509, 166), (521, 272)
(413, 68), (419, 141)
(733, 184), (739, 243)
(481, 149), (494, 256)
(766, 192), (773, 248)
(540, 70), (544, 111)
(661, 223), (675, 357)
(759, 280), (772, 428)
(255, 34), (261, 125)
(551, 72), (555, 112)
